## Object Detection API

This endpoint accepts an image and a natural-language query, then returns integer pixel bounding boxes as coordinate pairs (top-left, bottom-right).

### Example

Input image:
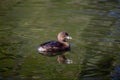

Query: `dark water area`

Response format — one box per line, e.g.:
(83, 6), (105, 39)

(0, 0), (120, 80)
(78, 0), (120, 80)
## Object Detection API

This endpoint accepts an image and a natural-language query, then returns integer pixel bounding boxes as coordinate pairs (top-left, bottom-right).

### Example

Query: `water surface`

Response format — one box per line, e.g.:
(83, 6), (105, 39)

(0, 0), (120, 80)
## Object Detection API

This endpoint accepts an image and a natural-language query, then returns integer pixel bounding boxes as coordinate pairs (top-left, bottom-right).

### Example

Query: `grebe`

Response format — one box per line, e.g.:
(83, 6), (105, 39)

(38, 32), (72, 64)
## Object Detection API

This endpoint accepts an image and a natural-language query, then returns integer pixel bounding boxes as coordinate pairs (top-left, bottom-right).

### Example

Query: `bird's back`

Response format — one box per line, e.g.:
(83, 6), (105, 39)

(40, 41), (63, 52)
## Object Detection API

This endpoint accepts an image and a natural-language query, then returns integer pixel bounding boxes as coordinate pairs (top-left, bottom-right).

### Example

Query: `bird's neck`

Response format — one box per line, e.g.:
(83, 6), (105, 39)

(58, 40), (69, 47)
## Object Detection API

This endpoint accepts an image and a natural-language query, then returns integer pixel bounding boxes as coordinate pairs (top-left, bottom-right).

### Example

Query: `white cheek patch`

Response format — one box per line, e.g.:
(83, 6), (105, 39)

(66, 36), (72, 39)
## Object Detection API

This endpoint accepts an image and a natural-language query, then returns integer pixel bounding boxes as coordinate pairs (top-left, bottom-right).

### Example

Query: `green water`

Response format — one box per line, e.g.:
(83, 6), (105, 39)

(0, 0), (120, 80)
